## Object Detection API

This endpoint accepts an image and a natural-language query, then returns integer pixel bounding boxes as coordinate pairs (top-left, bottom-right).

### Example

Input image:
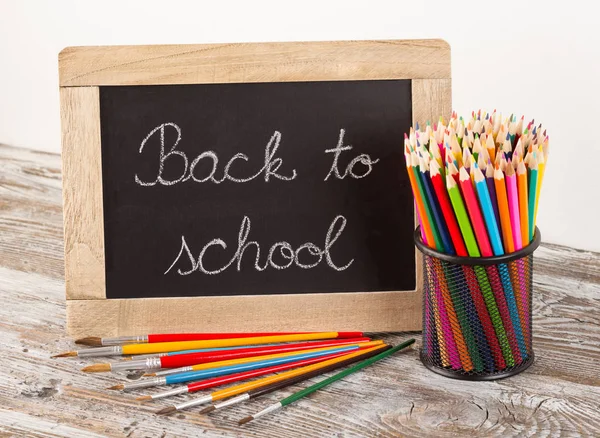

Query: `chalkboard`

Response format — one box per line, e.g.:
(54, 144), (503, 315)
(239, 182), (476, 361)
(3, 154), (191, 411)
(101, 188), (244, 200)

(99, 80), (415, 299)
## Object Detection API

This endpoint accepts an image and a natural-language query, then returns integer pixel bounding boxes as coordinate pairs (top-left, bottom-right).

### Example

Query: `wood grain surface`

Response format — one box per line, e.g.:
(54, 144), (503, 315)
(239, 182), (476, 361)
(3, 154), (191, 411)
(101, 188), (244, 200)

(59, 39), (451, 87)
(1, 144), (599, 437)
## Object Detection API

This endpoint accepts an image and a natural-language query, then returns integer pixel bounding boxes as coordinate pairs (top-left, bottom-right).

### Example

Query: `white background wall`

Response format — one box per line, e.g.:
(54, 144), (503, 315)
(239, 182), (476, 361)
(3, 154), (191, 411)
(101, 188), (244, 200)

(1, 0), (599, 251)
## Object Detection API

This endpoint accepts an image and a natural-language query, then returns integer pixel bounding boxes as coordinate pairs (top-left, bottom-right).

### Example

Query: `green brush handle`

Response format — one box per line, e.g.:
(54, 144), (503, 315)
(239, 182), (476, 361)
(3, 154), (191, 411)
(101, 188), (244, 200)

(279, 339), (415, 407)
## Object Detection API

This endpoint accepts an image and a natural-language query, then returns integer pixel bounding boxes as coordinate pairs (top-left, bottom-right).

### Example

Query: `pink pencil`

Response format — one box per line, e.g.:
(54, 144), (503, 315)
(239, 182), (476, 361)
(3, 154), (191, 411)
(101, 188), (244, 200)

(459, 167), (493, 257)
(505, 163), (522, 250)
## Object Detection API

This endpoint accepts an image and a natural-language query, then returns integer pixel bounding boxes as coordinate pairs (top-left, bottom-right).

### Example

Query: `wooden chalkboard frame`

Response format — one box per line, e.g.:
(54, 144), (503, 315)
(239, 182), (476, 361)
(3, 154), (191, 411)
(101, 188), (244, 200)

(59, 40), (451, 337)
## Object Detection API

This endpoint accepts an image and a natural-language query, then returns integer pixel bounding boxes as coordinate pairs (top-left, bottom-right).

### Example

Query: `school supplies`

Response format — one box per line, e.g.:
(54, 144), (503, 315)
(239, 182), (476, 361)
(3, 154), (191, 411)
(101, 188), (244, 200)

(238, 339), (415, 425)
(155, 344), (392, 414)
(53, 332), (353, 358)
(81, 337), (372, 372)
(199, 345), (393, 414)
(406, 110), (547, 380)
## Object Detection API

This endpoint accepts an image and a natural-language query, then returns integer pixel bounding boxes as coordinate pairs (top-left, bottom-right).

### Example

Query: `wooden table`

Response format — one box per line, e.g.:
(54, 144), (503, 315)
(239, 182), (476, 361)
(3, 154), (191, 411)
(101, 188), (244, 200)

(1, 144), (599, 437)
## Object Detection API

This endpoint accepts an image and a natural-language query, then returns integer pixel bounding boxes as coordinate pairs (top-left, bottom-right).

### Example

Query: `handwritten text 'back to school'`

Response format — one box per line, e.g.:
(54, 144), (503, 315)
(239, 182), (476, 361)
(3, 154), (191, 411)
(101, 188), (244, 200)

(134, 123), (380, 277)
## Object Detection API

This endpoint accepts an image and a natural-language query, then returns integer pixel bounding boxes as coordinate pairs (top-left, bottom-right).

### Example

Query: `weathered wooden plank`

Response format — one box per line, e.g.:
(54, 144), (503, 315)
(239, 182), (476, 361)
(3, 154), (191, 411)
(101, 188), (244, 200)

(1, 143), (600, 437)
(59, 40), (451, 87)
(60, 87), (106, 300)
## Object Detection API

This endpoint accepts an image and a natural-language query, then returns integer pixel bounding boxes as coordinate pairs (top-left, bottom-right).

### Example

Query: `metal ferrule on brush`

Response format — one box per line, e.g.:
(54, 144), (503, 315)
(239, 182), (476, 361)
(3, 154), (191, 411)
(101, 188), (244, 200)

(77, 346), (123, 357)
(213, 393), (249, 409)
(101, 335), (148, 346)
(123, 377), (166, 391)
(110, 357), (162, 371)
(153, 366), (193, 377)
(175, 394), (213, 410)
(151, 386), (189, 400)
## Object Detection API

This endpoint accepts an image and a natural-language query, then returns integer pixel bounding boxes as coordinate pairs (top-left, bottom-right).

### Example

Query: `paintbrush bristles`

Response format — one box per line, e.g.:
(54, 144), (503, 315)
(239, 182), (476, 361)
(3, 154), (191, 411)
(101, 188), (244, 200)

(238, 416), (253, 425)
(142, 372), (156, 377)
(106, 384), (124, 390)
(81, 363), (111, 373)
(199, 405), (216, 414)
(51, 351), (77, 358)
(155, 406), (177, 415)
(136, 395), (152, 401)
(74, 336), (103, 346)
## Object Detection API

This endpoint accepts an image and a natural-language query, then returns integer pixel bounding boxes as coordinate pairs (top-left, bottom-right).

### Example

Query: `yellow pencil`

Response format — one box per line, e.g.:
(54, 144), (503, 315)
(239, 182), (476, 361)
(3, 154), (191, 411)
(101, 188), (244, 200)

(54, 332), (349, 357)
(533, 150), (545, 226)
(144, 341), (384, 377)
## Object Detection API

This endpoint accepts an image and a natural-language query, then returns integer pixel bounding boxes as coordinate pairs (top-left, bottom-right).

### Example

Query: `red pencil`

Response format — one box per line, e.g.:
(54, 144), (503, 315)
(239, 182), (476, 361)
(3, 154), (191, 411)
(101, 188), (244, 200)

(430, 161), (468, 257)
(137, 347), (370, 401)
(75, 331), (364, 347)
(458, 167), (493, 257)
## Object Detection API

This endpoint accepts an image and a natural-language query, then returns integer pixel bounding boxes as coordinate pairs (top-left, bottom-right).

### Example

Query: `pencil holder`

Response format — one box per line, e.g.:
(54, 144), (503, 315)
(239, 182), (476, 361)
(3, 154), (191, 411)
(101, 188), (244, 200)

(415, 227), (541, 380)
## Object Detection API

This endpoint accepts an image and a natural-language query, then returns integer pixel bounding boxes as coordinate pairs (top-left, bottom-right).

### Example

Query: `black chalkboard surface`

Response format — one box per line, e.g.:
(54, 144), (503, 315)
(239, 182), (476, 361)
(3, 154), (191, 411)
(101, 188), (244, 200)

(99, 80), (414, 299)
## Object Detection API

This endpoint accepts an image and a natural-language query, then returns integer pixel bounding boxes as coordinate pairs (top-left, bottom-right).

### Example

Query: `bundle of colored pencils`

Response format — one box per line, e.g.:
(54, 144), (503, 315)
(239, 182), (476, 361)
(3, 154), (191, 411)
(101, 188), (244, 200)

(405, 110), (548, 375)
(53, 331), (415, 425)
(405, 110), (548, 256)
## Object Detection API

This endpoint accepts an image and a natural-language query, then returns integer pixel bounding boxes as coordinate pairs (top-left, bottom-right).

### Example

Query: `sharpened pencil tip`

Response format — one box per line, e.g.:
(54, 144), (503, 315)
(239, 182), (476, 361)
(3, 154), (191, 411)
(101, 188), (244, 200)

(199, 405), (216, 415)
(74, 337), (103, 346)
(51, 351), (77, 358)
(82, 363), (111, 373)
(106, 384), (124, 391)
(155, 406), (177, 415)
(238, 416), (253, 426)
(136, 395), (153, 401)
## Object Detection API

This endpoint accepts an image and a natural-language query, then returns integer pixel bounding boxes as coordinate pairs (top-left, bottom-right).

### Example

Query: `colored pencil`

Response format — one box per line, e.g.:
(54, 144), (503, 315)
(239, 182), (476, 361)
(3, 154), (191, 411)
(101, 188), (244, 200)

(238, 339), (415, 425)
(83, 338), (372, 372)
(517, 160), (530, 245)
(446, 174), (480, 257)
(473, 166), (504, 256)
(146, 341), (383, 377)
(405, 144), (435, 246)
(420, 158), (455, 254)
(155, 344), (390, 413)
(494, 167), (515, 254)
(458, 167), (493, 257)
(505, 164), (522, 250)
(199, 345), (393, 414)
(430, 161), (467, 256)
(529, 155), (540, 239)
(109, 345), (362, 391)
(53, 332), (353, 358)
(412, 153), (443, 250)
(139, 347), (372, 401)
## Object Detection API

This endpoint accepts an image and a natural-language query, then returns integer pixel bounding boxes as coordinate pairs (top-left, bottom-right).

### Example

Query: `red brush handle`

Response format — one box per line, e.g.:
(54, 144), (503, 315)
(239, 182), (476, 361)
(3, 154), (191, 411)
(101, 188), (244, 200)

(160, 337), (371, 368)
(186, 347), (366, 393)
(148, 331), (363, 343)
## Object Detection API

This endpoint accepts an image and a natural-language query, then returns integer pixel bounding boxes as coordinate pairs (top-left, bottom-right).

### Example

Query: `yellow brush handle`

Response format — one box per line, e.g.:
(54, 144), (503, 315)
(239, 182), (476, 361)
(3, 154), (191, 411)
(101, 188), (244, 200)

(121, 332), (342, 355)
(188, 341), (384, 371)
(211, 344), (388, 401)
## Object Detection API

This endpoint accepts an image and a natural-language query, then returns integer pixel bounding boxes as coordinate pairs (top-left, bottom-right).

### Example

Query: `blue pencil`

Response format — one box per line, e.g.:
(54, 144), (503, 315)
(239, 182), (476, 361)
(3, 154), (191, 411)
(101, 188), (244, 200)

(473, 165), (504, 256)
(419, 159), (455, 254)
(485, 164), (501, 228)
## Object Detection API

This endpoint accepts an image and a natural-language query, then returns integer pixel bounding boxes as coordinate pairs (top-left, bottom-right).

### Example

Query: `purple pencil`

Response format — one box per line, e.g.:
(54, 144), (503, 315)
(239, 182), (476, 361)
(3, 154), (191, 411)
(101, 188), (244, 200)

(485, 164), (501, 227)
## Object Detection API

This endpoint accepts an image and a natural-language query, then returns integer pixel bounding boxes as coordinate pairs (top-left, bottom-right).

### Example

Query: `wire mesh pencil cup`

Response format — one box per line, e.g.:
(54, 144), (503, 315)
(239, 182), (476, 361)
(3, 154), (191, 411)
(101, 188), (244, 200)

(415, 227), (541, 380)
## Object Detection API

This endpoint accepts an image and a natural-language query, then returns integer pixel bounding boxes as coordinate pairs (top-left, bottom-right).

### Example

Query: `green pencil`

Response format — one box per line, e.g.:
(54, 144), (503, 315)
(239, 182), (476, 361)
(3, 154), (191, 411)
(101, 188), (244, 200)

(446, 174), (480, 257)
(238, 339), (416, 425)
(528, 157), (538, 241)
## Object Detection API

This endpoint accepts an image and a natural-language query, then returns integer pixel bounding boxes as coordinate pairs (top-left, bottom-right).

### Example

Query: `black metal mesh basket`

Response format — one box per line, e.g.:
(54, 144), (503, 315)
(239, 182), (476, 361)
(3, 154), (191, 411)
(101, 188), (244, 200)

(415, 227), (541, 380)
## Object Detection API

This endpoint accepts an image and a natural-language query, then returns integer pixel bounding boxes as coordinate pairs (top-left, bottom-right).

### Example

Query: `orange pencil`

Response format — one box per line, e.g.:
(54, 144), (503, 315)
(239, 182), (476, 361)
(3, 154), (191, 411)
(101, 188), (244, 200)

(404, 144), (435, 246)
(494, 167), (515, 253)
